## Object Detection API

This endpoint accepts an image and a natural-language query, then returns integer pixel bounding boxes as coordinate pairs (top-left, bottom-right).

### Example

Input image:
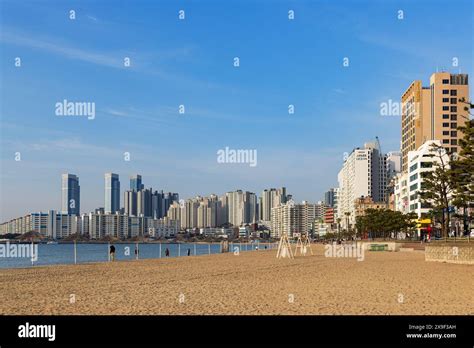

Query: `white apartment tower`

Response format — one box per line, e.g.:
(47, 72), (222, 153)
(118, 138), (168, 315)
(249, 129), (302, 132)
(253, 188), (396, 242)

(337, 141), (388, 228)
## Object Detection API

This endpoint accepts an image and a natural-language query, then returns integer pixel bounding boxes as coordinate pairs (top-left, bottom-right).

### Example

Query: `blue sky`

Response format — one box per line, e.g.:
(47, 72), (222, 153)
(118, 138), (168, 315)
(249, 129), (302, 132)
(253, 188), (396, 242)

(1, 0), (472, 221)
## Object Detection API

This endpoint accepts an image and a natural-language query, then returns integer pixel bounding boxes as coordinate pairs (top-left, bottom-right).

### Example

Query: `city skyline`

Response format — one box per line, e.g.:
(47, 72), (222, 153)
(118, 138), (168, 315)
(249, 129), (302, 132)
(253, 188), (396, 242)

(1, 0), (473, 221)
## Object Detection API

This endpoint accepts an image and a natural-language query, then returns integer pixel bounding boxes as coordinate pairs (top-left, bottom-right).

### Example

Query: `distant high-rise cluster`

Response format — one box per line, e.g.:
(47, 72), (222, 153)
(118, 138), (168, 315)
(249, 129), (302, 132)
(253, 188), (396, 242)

(124, 174), (179, 219)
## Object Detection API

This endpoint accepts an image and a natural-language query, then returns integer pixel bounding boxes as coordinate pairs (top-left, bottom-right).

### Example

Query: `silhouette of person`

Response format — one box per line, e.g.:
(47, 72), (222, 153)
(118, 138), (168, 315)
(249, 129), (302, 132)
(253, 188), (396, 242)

(110, 245), (116, 261)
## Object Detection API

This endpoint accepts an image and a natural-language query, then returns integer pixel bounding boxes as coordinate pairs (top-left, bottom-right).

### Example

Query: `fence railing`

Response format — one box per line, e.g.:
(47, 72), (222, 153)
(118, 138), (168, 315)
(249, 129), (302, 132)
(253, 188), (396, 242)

(0, 241), (279, 269)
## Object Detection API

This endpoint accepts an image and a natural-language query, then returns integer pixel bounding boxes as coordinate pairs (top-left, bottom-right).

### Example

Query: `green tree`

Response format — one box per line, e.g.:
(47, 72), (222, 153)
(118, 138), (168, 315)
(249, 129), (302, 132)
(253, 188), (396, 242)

(450, 98), (474, 235)
(418, 143), (453, 238)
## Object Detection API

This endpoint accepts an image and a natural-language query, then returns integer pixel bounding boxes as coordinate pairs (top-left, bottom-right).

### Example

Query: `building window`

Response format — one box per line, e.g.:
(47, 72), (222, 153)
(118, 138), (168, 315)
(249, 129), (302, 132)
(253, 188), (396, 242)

(450, 98), (457, 104)
(410, 183), (418, 191)
(420, 162), (432, 168)
(410, 163), (418, 172)
(442, 90), (449, 94)
(442, 114), (449, 119)
(451, 106), (457, 112)
(442, 98), (449, 102)
(450, 90), (457, 96)
(410, 173), (418, 181)
(442, 139), (449, 144)
(451, 123), (457, 129)
(451, 139), (457, 145)
(443, 122), (449, 127)
(451, 147), (457, 153)
(443, 131), (449, 135)
(442, 106), (449, 111)
(451, 131), (457, 137)
(442, 79), (449, 84)
(451, 115), (457, 121)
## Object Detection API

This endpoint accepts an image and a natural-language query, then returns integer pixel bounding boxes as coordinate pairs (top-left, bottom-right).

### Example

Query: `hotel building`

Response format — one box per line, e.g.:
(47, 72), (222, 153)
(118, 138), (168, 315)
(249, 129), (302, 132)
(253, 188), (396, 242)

(401, 72), (469, 172)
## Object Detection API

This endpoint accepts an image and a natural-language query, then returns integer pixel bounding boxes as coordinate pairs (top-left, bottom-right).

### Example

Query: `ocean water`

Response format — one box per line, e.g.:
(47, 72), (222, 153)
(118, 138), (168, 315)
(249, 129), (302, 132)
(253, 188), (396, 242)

(0, 242), (274, 269)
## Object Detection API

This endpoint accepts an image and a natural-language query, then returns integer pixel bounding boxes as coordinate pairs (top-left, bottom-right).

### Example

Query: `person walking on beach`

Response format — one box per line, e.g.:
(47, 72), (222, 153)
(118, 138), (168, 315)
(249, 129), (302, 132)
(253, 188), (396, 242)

(165, 248), (170, 257)
(110, 245), (116, 261)
(187, 248), (191, 256)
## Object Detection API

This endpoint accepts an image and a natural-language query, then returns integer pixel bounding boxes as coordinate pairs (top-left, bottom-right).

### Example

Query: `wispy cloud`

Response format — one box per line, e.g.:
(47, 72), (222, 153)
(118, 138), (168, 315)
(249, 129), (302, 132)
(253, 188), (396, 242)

(86, 15), (98, 22)
(0, 30), (125, 69)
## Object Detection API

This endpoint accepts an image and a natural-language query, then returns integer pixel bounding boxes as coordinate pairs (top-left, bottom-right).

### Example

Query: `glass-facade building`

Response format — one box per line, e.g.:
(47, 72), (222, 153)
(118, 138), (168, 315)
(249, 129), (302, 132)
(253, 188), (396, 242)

(130, 174), (143, 191)
(105, 173), (120, 213)
(61, 174), (80, 215)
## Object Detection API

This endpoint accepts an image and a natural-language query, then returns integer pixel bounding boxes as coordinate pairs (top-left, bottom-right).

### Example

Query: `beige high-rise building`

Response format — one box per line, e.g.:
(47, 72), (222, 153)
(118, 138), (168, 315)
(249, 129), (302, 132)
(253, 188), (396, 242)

(401, 72), (469, 172)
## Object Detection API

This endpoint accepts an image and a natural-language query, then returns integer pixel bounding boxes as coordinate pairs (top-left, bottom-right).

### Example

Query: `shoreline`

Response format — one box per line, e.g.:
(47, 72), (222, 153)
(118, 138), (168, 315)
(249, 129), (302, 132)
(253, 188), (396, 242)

(0, 245), (472, 315)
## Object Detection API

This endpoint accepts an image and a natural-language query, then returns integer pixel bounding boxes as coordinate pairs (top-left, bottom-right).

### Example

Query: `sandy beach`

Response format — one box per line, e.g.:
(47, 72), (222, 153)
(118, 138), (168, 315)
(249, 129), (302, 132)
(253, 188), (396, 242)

(0, 245), (472, 315)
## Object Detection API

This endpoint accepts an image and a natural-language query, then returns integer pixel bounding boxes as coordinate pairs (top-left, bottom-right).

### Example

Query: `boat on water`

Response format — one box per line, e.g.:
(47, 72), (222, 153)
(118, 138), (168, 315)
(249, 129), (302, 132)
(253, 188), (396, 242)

(46, 241), (58, 245)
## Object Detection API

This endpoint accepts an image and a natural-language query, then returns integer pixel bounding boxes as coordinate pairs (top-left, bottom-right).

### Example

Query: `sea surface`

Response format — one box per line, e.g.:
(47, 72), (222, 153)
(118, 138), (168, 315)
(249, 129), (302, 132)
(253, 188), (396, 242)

(0, 242), (274, 269)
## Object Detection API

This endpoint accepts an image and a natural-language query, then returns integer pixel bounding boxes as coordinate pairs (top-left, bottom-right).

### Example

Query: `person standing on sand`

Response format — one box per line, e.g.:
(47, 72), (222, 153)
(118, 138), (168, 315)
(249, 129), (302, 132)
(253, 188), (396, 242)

(165, 248), (170, 257)
(187, 248), (191, 256)
(110, 245), (116, 261)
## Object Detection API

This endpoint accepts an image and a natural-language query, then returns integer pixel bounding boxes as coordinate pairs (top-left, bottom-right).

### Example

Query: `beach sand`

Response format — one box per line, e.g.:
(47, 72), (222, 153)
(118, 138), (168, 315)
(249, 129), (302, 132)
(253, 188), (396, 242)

(0, 245), (472, 315)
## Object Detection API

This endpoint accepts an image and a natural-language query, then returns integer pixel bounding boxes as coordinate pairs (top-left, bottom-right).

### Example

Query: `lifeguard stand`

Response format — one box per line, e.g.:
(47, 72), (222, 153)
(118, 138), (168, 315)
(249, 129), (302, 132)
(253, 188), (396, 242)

(294, 233), (313, 256)
(276, 231), (294, 259)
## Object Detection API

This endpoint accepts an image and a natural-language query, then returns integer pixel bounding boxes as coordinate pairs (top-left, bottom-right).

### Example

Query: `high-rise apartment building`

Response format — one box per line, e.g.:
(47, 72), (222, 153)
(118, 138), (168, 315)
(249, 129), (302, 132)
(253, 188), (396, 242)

(401, 72), (469, 171)
(137, 188), (153, 217)
(324, 188), (336, 208)
(270, 201), (322, 238)
(394, 140), (449, 219)
(260, 187), (288, 223)
(105, 173), (120, 213)
(226, 190), (257, 227)
(130, 174), (144, 191)
(61, 173), (80, 215)
(337, 141), (388, 228)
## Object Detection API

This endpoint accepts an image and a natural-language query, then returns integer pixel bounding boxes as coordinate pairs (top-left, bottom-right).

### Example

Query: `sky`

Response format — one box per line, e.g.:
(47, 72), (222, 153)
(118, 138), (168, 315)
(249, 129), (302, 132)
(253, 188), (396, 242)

(0, 0), (473, 221)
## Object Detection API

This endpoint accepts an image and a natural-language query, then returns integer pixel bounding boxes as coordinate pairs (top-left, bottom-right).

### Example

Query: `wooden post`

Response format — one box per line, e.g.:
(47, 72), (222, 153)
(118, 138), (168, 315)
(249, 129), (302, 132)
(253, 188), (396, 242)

(159, 243), (162, 258)
(31, 241), (34, 266)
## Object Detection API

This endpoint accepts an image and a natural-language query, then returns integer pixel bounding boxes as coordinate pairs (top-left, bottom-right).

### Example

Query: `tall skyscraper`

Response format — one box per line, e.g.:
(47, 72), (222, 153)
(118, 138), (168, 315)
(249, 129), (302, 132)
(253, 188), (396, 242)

(137, 188), (152, 217)
(61, 174), (80, 215)
(260, 187), (288, 222)
(130, 174), (144, 191)
(105, 173), (120, 213)
(226, 190), (257, 227)
(124, 190), (138, 216)
(386, 151), (402, 181)
(401, 72), (469, 171)
(337, 141), (388, 228)
(324, 188), (336, 208)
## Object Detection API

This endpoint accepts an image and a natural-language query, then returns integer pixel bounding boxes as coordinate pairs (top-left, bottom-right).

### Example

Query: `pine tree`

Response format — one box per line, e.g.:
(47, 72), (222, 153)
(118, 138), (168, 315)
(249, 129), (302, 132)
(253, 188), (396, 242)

(418, 143), (452, 239)
(450, 98), (474, 235)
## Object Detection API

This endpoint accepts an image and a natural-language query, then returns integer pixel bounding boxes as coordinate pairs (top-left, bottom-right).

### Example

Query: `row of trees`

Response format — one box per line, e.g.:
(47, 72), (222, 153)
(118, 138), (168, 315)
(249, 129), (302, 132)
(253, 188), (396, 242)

(355, 209), (418, 240)
(418, 98), (474, 238)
